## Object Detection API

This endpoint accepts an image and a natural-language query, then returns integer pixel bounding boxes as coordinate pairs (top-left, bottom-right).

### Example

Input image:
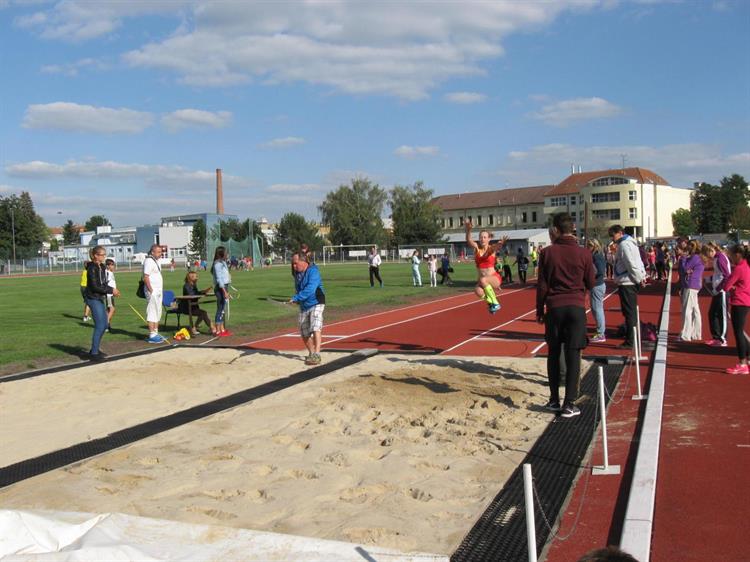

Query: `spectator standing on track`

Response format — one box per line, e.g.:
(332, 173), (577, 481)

(439, 252), (453, 285)
(605, 243), (616, 279)
(428, 254), (438, 287)
(530, 244), (538, 277)
(105, 258), (117, 332)
(501, 249), (513, 284)
(211, 245), (232, 337)
(655, 243), (667, 281)
(702, 242), (731, 347)
(143, 244), (166, 344)
(85, 245), (119, 360)
(609, 225), (646, 350)
(679, 240), (704, 342)
(720, 244), (750, 374)
(410, 249), (423, 287)
(587, 238), (607, 343)
(536, 213), (595, 418)
(289, 253), (326, 366)
(514, 248), (529, 284)
(368, 245), (383, 287)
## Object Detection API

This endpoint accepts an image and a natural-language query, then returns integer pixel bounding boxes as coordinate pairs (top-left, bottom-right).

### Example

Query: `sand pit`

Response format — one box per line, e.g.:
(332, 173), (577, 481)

(0, 350), (580, 555)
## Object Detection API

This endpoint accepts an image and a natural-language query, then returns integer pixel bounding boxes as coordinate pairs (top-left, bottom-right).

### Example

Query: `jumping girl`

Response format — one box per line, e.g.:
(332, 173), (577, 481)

(465, 219), (508, 314)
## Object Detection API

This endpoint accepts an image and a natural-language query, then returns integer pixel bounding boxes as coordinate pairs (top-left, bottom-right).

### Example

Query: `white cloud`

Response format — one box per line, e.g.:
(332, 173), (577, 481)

(529, 97), (623, 127)
(258, 136), (306, 150)
(444, 91), (487, 104)
(498, 143), (750, 187)
(394, 145), (441, 159)
(40, 57), (108, 76)
(161, 109), (232, 132)
(12, 1), (615, 99)
(5, 159), (255, 191)
(265, 183), (321, 193)
(23, 102), (154, 134)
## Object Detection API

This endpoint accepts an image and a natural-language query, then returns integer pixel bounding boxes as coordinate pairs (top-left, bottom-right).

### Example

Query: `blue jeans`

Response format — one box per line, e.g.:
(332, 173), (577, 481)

(590, 283), (606, 336)
(215, 286), (227, 324)
(86, 297), (108, 354)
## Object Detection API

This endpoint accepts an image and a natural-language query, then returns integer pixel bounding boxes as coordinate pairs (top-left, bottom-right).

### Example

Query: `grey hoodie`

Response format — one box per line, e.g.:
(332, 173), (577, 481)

(614, 234), (646, 286)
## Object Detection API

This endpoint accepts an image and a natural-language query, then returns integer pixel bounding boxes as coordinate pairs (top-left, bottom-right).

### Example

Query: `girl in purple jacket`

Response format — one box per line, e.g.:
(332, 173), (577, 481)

(679, 240), (704, 342)
(721, 245), (750, 375)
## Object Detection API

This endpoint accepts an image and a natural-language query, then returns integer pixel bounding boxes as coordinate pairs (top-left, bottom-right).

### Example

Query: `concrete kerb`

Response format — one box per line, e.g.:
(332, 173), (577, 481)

(619, 276), (672, 561)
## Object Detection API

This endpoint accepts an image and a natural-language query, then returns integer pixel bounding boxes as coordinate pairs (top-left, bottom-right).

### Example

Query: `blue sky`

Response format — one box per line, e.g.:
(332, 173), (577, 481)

(1, 0), (748, 227)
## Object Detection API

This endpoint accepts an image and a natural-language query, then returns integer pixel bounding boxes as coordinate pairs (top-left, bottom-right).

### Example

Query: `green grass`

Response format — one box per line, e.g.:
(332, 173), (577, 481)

(1, 262), (485, 372)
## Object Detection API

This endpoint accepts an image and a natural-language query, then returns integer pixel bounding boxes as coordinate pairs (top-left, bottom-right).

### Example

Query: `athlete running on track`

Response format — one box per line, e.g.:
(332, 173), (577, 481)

(465, 219), (508, 314)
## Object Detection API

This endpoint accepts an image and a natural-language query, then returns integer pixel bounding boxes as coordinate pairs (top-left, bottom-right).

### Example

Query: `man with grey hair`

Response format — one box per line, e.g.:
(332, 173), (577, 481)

(143, 244), (166, 343)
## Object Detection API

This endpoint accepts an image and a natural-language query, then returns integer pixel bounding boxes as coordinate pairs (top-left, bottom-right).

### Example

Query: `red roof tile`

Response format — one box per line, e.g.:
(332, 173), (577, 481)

(432, 185), (552, 211)
(545, 167), (670, 196)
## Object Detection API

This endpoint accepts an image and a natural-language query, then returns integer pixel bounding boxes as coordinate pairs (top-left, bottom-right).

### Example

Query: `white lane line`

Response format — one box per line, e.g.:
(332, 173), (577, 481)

(199, 336), (220, 346)
(320, 287), (530, 348)
(278, 334), (350, 338)
(237, 291), (474, 347)
(531, 341), (547, 355)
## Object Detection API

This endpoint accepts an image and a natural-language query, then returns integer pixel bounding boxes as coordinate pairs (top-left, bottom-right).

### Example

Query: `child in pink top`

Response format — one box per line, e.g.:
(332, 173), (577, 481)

(720, 245), (750, 374)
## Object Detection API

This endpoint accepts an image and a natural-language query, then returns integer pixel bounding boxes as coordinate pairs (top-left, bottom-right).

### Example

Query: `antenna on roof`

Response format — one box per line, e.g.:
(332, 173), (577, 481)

(578, 165), (582, 173)
(620, 154), (627, 170)
(571, 164), (575, 175)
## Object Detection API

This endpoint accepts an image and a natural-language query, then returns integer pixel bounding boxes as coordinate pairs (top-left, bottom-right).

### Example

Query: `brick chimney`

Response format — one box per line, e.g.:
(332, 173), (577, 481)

(216, 168), (224, 215)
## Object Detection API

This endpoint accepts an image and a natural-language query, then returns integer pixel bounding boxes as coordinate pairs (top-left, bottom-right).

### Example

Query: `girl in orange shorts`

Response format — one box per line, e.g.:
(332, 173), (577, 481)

(465, 219), (508, 314)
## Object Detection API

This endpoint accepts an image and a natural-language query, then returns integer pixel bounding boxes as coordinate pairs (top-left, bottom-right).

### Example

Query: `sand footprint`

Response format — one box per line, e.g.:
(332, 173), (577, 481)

(339, 483), (393, 504)
(186, 506), (238, 521)
(320, 451), (349, 467)
(285, 469), (321, 480)
(201, 488), (246, 500)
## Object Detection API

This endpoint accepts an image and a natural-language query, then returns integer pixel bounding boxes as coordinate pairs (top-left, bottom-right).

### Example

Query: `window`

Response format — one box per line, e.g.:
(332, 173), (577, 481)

(579, 195), (584, 204)
(629, 207), (638, 219)
(522, 212), (528, 223)
(441, 218), (446, 228)
(449, 217), (454, 228)
(570, 196), (577, 205)
(590, 176), (629, 187)
(488, 214), (494, 225)
(592, 209), (621, 220)
(532, 211), (537, 222)
(549, 196), (567, 207)
(628, 190), (637, 201)
(467, 215), (472, 225)
(459, 216), (464, 226)
(477, 215), (482, 226)
(591, 192), (620, 203)
(571, 211), (577, 221)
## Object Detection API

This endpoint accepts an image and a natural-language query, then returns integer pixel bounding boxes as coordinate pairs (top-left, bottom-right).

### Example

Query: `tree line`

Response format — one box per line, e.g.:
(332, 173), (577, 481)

(672, 174), (750, 237)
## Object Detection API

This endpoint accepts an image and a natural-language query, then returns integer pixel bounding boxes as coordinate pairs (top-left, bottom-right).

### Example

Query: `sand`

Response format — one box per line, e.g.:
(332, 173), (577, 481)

(0, 349), (577, 555)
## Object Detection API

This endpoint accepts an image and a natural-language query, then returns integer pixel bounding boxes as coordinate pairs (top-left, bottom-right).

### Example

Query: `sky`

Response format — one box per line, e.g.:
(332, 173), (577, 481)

(1, 0), (748, 228)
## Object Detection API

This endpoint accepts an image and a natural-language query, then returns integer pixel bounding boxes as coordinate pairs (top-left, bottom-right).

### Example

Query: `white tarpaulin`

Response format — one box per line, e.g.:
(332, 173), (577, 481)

(0, 509), (449, 562)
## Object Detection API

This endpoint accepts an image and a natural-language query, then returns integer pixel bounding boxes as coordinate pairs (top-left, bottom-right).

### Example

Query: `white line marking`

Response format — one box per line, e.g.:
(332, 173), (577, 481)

(237, 291), (474, 347)
(278, 334), (350, 338)
(320, 287), (530, 348)
(473, 337), (545, 342)
(199, 336), (220, 346)
(531, 341), (547, 355)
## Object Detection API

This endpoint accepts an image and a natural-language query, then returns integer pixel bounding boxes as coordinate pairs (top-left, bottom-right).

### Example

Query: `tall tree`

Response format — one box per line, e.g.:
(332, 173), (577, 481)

(188, 218), (206, 260)
(0, 192), (48, 259)
(389, 181), (443, 245)
(729, 205), (750, 233)
(273, 212), (323, 256)
(49, 238), (60, 251)
(84, 215), (110, 232)
(691, 174), (749, 233)
(62, 219), (79, 245)
(672, 208), (697, 237)
(319, 178), (387, 246)
(219, 218), (250, 241)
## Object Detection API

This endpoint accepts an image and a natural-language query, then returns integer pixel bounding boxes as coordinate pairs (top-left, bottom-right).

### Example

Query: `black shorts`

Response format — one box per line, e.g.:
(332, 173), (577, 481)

(545, 306), (588, 349)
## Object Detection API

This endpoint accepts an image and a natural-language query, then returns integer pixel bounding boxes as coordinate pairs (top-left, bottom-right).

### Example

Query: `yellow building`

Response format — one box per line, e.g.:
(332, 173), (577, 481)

(433, 167), (692, 241)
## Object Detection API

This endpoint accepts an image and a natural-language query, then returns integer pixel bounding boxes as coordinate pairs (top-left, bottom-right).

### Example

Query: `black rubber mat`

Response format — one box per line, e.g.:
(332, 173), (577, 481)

(0, 350), (375, 489)
(451, 361), (622, 562)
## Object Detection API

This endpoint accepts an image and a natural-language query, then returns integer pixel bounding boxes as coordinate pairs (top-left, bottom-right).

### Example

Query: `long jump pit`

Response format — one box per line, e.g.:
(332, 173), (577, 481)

(0, 347), (605, 561)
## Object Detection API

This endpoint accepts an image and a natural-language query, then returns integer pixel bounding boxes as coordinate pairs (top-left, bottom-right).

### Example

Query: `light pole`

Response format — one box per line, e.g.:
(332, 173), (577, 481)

(10, 205), (16, 265)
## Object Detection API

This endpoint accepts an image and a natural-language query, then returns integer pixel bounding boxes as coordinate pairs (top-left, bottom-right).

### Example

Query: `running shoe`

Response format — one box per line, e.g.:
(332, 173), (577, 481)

(218, 330), (233, 337)
(305, 353), (322, 366)
(489, 303), (501, 314)
(590, 334), (607, 343)
(543, 399), (561, 412)
(706, 339), (728, 347)
(89, 352), (107, 362)
(560, 404), (581, 418)
(726, 363), (749, 375)
(147, 334), (166, 344)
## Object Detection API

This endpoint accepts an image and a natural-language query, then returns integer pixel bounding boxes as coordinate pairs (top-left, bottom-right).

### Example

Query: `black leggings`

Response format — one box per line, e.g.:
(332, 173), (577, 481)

(731, 305), (750, 361)
(369, 266), (382, 286)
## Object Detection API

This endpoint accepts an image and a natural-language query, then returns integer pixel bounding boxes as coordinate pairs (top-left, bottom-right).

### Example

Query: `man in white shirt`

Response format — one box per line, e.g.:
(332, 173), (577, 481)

(143, 244), (165, 343)
(368, 246), (383, 287)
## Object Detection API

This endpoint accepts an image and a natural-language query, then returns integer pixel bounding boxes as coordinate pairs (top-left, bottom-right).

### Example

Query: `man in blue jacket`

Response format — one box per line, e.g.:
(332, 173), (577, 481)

(289, 252), (326, 365)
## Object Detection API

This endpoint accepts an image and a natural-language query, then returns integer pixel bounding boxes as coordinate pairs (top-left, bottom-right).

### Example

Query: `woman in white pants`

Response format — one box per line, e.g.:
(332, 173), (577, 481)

(411, 250), (423, 286)
(428, 254), (438, 287)
(679, 240), (704, 341)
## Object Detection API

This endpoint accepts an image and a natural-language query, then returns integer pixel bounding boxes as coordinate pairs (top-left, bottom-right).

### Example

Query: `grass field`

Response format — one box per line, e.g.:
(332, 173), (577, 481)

(1, 261), (500, 373)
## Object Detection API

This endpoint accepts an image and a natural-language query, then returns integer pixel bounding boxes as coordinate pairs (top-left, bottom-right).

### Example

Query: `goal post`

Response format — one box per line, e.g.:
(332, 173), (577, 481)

(322, 244), (381, 265)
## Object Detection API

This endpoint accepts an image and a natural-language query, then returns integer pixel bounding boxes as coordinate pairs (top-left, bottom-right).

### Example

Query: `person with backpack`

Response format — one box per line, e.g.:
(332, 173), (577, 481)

(608, 225), (646, 350)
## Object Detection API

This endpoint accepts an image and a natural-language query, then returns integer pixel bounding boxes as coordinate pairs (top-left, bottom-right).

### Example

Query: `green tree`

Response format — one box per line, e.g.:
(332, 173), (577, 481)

(691, 174), (750, 233)
(319, 178), (387, 246)
(273, 212), (323, 256)
(389, 181), (444, 245)
(188, 219), (206, 260)
(0, 192), (48, 259)
(219, 218), (250, 241)
(84, 215), (110, 232)
(729, 205), (750, 233)
(672, 208), (697, 237)
(62, 219), (79, 245)
(49, 238), (60, 251)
